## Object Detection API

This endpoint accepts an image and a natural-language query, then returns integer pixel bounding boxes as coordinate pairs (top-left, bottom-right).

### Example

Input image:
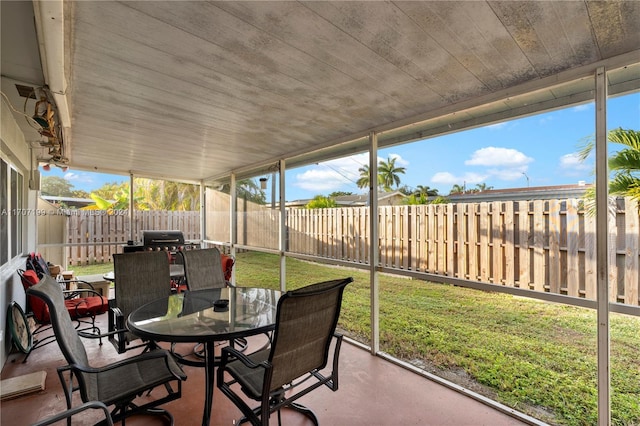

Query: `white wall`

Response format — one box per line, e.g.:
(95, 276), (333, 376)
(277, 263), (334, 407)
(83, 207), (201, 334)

(0, 94), (38, 367)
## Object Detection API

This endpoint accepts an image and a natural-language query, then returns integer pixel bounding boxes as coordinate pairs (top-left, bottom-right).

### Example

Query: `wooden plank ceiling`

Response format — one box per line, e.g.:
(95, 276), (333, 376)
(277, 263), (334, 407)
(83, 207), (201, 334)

(4, 1), (640, 183)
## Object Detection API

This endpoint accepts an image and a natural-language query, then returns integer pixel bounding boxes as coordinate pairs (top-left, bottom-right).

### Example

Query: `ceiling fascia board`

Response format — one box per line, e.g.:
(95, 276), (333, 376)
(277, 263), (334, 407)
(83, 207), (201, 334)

(378, 83), (597, 149)
(610, 79), (640, 97)
(371, 51), (640, 141)
(125, 172), (201, 186)
(62, 164), (201, 186)
(33, 0), (70, 128)
(379, 61), (639, 148)
(608, 62), (640, 97)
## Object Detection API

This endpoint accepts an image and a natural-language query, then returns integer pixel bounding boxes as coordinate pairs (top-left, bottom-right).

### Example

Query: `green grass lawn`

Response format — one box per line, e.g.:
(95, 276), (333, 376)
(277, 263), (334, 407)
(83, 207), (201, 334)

(72, 262), (114, 276)
(74, 252), (640, 425)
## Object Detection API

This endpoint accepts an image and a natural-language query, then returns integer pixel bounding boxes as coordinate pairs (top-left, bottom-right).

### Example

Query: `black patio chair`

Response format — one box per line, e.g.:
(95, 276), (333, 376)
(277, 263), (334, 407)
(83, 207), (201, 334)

(217, 277), (353, 426)
(180, 247), (231, 291)
(109, 251), (173, 354)
(27, 274), (186, 425)
(172, 247), (248, 366)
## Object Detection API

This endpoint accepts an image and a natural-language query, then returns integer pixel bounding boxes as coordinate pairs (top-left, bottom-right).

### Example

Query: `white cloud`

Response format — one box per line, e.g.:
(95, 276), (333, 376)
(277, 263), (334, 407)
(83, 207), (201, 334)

(465, 147), (533, 167)
(294, 168), (351, 193)
(486, 167), (528, 181)
(64, 171), (96, 187)
(431, 171), (488, 185)
(559, 153), (592, 177)
(292, 152), (409, 195)
(432, 147), (533, 188)
(386, 153), (409, 167)
(292, 155), (364, 195)
(559, 153), (589, 169)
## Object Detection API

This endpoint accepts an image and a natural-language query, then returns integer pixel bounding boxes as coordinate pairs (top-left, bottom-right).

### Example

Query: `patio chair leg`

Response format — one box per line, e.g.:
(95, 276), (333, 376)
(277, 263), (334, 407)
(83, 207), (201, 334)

(287, 402), (318, 426)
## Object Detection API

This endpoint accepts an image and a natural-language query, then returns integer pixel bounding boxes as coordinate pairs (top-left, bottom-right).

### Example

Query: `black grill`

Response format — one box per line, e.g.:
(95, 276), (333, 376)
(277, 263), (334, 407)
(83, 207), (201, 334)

(143, 230), (185, 249)
(123, 230), (197, 253)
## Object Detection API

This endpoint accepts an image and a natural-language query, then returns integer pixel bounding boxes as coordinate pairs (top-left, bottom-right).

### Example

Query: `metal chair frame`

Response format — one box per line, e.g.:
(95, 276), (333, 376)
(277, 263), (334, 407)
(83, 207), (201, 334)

(217, 277), (352, 426)
(27, 274), (186, 426)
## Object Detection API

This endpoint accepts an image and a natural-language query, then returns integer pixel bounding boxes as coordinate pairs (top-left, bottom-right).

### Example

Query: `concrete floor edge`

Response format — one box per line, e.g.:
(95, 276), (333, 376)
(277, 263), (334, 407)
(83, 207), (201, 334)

(342, 337), (549, 426)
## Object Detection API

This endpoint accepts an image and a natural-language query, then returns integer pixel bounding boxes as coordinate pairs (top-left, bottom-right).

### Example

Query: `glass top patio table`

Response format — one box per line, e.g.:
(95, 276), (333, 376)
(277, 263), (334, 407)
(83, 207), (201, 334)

(127, 287), (281, 426)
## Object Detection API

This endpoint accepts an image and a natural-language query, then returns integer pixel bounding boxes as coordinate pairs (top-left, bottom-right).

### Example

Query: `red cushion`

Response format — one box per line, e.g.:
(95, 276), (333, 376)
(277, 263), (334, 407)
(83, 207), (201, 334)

(65, 296), (109, 319)
(21, 269), (39, 288)
(221, 254), (234, 281)
(20, 270), (51, 323)
(20, 270), (108, 322)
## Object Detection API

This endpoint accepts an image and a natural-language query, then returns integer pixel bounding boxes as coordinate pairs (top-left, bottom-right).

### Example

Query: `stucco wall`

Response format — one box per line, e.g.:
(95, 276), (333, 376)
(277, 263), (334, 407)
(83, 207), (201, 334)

(0, 95), (38, 367)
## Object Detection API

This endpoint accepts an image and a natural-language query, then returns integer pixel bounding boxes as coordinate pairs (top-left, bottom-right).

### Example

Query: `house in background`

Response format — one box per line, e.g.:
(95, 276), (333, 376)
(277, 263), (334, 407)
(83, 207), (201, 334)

(40, 195), (94, 209)
(285, 191), (406, 208)
(447, 183), (593, 203)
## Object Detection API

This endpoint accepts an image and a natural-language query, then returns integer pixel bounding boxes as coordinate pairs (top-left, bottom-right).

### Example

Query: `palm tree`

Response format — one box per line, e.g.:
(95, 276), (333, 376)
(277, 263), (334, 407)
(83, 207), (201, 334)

(605, 128), (640, 202)
(579, 127), (640, 211)
(134, 179), (200, 211)
(403, 194), (428, 205)
(218, 179), (266, 205)
(84, 179), (201, 211)
(413, 185), (439, 197)
(475, 183), (493, 192)
(356, 165), (383, 191)
(356, 165), (370, 190)
(449, 184), (465, 194)
(378, 156), (406, 191)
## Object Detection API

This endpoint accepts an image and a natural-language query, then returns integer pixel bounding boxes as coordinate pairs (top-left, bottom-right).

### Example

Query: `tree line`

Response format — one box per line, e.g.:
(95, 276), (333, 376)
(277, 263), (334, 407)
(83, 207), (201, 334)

(41, 128), (638, 211)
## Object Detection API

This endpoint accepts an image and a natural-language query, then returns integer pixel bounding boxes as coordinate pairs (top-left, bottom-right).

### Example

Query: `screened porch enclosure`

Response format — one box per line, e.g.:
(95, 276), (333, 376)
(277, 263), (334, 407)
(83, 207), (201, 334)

(2, 2), (640, 424)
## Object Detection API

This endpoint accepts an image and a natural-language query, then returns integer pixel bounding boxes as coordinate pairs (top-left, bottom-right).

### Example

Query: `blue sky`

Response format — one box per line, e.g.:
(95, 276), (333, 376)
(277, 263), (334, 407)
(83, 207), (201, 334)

(42, 92), (639, 201)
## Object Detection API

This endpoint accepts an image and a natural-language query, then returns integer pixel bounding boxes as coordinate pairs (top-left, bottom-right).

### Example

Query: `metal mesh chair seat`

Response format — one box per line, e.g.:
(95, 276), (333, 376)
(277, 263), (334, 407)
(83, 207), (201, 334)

(84, 349), (185, 404)
(224, 348), (270, 399)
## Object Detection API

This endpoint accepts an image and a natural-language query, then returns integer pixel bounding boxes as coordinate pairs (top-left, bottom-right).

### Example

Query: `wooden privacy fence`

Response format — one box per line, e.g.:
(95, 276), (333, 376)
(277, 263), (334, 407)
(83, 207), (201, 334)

(65, 210), (199, 265)
(287, 198), (639, 306)
(60, 196), (639, 306)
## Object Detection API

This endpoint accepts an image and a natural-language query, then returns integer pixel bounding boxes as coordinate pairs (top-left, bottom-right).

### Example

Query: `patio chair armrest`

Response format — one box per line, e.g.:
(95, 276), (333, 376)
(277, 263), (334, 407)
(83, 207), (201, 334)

(220, 346), (269, 370)
(69, 349), (183, 377)
(31, 401), (113, 426)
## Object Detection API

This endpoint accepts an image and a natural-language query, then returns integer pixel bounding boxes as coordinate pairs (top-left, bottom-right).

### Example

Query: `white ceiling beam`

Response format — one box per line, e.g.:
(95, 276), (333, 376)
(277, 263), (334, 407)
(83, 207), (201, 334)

(33, 0), (70, 128)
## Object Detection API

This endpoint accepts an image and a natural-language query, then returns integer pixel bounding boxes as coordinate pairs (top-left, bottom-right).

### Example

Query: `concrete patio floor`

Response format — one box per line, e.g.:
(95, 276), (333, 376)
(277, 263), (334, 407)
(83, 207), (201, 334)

(1, 313), (537, 426)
